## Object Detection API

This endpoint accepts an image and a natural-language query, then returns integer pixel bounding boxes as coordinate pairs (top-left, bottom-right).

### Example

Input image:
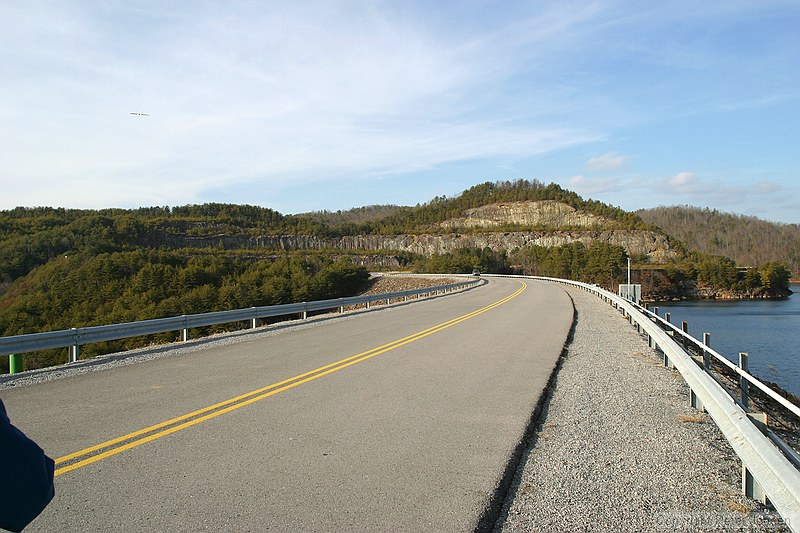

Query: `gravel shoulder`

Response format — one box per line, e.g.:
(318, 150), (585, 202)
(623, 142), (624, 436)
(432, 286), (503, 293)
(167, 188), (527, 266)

(495, 285), (788, 532)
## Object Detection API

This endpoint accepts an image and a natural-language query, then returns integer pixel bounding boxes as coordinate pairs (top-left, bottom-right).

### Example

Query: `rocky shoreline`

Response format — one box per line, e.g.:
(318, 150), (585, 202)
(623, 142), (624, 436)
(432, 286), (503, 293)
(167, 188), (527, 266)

(643, 282), (792, 302)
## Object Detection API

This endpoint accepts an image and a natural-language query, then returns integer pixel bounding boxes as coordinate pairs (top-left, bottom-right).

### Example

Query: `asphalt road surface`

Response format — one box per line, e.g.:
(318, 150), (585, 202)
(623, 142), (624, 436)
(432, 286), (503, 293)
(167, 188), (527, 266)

(2, 277), (574, 532)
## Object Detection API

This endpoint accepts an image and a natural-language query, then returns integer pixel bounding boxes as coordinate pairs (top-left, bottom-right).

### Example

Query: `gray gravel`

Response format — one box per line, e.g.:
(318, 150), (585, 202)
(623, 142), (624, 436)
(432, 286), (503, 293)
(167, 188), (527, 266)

(495, 286), (788, 532)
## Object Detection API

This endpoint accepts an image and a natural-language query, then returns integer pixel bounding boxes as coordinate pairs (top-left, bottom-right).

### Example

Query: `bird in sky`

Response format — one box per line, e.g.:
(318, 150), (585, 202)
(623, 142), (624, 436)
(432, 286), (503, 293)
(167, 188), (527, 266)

(129, 111), (149, 116)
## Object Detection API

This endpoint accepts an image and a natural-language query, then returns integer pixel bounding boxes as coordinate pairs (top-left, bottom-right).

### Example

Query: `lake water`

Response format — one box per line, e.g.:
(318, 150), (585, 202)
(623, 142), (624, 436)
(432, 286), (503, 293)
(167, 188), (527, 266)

(653, 284), (800, 398)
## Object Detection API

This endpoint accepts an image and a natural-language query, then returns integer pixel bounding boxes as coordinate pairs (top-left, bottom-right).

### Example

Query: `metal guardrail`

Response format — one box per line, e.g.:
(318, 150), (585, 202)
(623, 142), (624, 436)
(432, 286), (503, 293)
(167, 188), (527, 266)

(517, 275), (800, 531)
(0, 277), (480, 365)
(640, 306), (800, 420)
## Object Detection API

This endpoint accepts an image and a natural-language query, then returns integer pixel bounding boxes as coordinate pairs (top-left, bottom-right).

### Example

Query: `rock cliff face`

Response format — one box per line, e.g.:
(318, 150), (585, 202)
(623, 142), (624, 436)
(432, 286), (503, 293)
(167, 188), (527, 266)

(174, 230), (676, 263)
(438, 200), (608, 229)
(163, 201), (678, 262)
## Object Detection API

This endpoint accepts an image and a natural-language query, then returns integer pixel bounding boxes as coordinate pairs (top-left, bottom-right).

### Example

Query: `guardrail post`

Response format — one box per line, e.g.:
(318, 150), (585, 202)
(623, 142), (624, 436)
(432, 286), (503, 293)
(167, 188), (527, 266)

(251, 317), (260, 329)
(663, 313), (673, 369)
(741, 409), (769, 507)
(181, 316), (189, 342)
(703, 333), (711, 371)
(9, 354), (22, 374)
(68, 328), (80, 363)
(69, 344), (80, 363)
(688, 328), (708, 411)
(740, 352), (750, 411)
(665, 312), (670, 324)
(302, 303), (308, 320)
(681, 321), (689, 352)
(689, 388), (704, 411)
(742, 464), (768, 504)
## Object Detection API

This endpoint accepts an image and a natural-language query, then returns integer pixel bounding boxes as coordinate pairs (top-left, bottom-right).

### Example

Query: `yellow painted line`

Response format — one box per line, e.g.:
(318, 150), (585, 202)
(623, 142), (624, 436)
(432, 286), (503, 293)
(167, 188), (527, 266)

(54, 280), (526, 476)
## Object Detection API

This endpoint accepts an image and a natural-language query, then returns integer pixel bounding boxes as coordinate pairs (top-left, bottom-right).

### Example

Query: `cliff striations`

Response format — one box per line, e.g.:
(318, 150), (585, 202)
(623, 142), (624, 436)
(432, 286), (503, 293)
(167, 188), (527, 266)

(164, 201), (678, 262)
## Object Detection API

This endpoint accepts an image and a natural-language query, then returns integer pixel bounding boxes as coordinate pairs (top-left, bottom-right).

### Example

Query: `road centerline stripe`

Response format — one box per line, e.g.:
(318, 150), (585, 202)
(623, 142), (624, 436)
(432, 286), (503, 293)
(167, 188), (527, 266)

(54, 280), (526, 476)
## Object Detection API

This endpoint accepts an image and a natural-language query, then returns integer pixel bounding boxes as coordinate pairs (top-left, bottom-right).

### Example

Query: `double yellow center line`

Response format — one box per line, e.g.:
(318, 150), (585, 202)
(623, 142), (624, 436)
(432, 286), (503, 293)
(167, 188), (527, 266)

(55, 280), (526, 476)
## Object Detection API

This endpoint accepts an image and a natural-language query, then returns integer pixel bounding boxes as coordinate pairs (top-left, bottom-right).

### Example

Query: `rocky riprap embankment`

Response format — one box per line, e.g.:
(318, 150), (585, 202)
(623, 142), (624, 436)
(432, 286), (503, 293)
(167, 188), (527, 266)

(356, 275), (459, 296)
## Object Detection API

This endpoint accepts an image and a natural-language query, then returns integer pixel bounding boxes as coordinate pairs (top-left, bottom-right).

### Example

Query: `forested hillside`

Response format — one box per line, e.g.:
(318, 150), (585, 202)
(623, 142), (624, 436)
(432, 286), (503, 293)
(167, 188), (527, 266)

(0, 204), (370, 371)
(0, 249), (368, 370)
(0, 204), (331, 284)
(637, 206), (800, 277)
(298, 205), (403, 226)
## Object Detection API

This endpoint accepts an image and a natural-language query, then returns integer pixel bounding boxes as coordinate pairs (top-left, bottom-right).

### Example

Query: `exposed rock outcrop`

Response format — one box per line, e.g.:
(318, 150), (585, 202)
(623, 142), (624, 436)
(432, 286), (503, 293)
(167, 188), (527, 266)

(171, 230), (676, 263)
(157, 201), (678, 263)
(438, 200), (609, 229)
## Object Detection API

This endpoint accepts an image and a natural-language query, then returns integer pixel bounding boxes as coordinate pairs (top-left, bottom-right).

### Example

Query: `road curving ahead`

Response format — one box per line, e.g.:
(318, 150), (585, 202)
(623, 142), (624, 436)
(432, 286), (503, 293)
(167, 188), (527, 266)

(2, 277), (574, 532)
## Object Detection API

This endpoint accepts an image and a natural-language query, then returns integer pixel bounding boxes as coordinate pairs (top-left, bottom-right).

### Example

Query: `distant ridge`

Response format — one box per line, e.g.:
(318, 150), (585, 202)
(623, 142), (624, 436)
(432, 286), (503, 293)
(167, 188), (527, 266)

(637, 206), (800, 277)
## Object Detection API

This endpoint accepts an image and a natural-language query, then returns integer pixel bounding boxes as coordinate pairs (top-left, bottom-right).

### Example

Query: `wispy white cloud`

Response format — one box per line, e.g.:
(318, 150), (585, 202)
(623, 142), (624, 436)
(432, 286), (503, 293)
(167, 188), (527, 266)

(666, 171), (698, 188)
(568, 174), (632, 195)
(586, 152), (627, 171)
(0, 1), (607, 209)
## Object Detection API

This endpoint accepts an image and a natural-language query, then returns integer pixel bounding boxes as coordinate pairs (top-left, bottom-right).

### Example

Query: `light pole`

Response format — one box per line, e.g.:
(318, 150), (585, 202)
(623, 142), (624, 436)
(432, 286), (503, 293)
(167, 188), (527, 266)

(627, 256), (631, 286)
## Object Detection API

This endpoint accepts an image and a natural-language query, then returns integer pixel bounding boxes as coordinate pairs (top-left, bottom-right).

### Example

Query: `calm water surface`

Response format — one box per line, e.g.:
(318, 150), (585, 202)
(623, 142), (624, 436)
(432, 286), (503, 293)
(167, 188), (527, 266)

(654, 284), (800, 397)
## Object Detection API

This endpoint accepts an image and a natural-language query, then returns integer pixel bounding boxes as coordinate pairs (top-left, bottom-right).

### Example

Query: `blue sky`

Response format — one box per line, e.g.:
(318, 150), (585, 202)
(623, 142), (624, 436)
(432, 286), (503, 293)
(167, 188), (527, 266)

(2, 1), (799, 223)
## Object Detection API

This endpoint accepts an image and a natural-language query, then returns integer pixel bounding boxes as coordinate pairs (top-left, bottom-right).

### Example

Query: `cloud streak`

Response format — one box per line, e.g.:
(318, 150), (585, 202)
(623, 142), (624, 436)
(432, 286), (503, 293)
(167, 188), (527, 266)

(586, 152), (627, 171)
(1, 1), (607, 208)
